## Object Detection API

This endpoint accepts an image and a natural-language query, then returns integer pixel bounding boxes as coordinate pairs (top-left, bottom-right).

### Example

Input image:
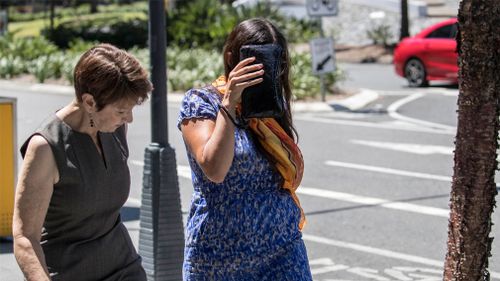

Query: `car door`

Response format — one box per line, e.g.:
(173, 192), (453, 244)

(421, 23), (458, 80)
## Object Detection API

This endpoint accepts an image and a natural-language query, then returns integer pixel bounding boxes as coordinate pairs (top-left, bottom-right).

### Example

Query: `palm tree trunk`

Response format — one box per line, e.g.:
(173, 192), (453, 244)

(443, 0), (500, 280)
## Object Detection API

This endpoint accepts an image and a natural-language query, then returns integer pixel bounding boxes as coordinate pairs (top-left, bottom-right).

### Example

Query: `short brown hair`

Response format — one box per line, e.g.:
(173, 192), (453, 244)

(74, 43), (152, 111)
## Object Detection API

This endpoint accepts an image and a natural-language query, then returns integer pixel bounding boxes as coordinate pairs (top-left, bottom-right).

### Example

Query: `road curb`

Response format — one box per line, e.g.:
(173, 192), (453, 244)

(0, 80), (74, 96)
(328, 88), (380, 111)
(292, 88), (380, 113)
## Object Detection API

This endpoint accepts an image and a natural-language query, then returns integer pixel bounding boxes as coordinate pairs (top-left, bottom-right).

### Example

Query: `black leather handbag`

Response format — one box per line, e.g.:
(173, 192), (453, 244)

(239, 44), (284, 119)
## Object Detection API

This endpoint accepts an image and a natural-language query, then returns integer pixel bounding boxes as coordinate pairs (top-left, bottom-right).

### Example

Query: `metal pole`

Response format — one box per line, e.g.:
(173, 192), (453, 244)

(149, 0), (168, 145)
(139, 1), (184, 280)
(400, 0), (410, 40)
(320, 74), (326, 102)
(318, 16), (326, 102)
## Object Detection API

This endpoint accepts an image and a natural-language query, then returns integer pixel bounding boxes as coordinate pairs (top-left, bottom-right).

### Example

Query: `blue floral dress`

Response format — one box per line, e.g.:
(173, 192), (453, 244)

(177, 88), (313, 281)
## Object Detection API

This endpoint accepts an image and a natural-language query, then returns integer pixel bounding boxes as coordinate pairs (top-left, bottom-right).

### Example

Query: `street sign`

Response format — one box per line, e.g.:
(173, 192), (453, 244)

(306, 0), (339, 17)
(310, 38), (335, 75)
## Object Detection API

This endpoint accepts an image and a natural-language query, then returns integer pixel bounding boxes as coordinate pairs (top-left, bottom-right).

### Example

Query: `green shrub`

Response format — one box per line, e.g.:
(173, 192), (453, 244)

(166, 0), (319, 50)
(62, 55), (81, 85)
(166, 0), (236, 49)
(165, 46), (223, 92)
(29, 56), (52, 83)
(67, 38), (100, 54)
(367, 23), (393, 46)
(0, 34), (61, 79)
(0, 33), (79, 83)
(41, 15), (148, 49)
(0, 29), (342, 99)
(0, 34), (58, 60)
(0, 56), (25, 79)
(128, 47), (150, 70)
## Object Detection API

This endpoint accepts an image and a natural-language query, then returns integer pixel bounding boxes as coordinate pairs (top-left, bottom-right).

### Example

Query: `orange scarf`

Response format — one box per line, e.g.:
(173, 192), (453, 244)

(211, 76), (306, 230)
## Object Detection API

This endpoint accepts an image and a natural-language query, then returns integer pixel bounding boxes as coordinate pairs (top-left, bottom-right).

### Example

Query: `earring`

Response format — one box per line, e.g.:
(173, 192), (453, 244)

(89, 113), (95, 128)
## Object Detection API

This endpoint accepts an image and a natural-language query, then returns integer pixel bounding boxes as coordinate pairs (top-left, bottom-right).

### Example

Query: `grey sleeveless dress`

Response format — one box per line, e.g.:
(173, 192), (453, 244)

(20, 115), (146, 281)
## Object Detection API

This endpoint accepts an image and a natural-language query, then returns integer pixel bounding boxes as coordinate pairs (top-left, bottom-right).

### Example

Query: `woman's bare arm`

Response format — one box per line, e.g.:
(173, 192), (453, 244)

(13, 135), (58, 281)
(181, 57), (263, 183)
(181, 112), (235, 183)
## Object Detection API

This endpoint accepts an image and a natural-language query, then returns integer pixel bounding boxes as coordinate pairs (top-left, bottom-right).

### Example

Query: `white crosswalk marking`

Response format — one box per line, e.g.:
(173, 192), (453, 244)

(351, 140), (454, 155)
(295, 115), (455, 135)
(129, 161), (450, 217)
(298, 187), (449, 217)
(347, 268), (390, 281)
(325, 160), (451, 182)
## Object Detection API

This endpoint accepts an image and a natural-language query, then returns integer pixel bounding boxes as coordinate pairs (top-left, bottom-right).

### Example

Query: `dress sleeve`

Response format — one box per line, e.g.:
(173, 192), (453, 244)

(177, 88), (219, 130)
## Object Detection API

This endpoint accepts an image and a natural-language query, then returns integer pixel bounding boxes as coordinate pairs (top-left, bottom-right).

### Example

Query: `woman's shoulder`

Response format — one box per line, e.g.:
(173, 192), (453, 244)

(182, 86), (221, 104)
(20, 115), (64, 155)
(177, 86), (222, 129)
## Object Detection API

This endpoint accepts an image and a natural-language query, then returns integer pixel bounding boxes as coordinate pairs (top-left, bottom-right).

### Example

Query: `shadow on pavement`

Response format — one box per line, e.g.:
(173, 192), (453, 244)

(330, 103), (387, 114)
(0, 237), (13, 254)
(428, 83), (458, 89)
(401, 83), (458, 90)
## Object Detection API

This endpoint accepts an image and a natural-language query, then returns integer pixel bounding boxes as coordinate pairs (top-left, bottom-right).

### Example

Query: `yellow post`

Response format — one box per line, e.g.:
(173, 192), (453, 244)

(0, 98), (16, 237)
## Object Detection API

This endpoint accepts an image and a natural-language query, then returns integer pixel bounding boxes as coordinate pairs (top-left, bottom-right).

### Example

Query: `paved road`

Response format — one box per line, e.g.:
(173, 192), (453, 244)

(2, 63), (498, 281)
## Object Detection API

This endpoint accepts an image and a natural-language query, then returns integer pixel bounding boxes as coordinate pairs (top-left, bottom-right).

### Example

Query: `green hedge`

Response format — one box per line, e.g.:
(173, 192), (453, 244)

(41, 16), (148, 49)
(0, 34), (82, 83)
(34, 0), (318, 50)
(167, 0), (319, 50)
(0, 35), (343, 99)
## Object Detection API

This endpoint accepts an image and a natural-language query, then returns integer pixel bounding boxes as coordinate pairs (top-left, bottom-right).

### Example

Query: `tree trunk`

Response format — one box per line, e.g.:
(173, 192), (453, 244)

(49, 0), (55, 33)
(400, 0), (409, 40)
(443, 1), (500, 280)
(90, 0), (98, 14)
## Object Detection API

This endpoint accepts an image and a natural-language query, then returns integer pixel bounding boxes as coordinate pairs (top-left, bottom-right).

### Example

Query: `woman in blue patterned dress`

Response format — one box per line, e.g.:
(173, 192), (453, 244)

(178, 18), (313, 280)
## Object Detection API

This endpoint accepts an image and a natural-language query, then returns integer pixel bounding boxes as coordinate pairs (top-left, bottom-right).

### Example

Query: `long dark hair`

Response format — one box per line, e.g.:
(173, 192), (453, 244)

(223, 18), (298, 142)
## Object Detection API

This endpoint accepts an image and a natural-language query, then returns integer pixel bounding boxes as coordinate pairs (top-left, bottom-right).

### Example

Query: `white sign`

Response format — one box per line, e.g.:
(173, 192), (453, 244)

(310, 38), (335, 75)
(306, 0), (339, 17)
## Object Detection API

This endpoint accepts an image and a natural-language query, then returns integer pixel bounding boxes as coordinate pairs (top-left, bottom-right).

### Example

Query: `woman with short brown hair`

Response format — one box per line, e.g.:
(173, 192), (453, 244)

(13, 43), (152, 281)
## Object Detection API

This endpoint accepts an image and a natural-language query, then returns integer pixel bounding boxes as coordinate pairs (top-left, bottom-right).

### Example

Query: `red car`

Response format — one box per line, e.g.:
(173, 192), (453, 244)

(394, 18), (458, 87)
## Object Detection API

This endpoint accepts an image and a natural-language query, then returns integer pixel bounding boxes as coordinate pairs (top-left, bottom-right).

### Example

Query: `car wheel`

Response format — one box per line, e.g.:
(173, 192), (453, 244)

(404, 59), (428, 87)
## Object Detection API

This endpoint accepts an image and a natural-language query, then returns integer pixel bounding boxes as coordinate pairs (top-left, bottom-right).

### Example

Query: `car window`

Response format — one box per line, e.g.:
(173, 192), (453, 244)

(426, 24), (456, 39)
(450, 23), (458, 38)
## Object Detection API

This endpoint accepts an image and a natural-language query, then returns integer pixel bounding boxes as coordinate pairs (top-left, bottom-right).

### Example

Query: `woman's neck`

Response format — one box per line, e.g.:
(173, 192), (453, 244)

(56, 100), (98, 138)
